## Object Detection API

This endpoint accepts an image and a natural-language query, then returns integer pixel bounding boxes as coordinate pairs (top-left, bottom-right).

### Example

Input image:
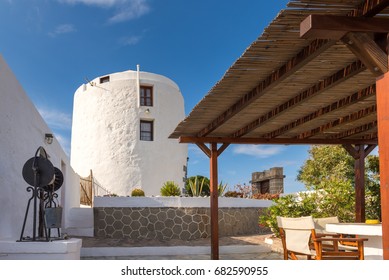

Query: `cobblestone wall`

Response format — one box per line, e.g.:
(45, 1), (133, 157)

(94, 207), (268, 240)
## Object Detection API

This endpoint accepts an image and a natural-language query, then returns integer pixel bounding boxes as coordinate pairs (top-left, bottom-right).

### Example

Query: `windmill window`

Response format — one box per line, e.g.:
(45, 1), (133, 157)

(140, 120), (153, 141)
(100, 76), (110, 84)
(140, 85), (153, 106)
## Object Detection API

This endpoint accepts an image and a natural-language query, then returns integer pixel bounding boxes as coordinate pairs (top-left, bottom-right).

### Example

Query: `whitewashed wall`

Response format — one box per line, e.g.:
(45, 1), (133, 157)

(0, 54), (80, 240)
(71, 70), (188, 196)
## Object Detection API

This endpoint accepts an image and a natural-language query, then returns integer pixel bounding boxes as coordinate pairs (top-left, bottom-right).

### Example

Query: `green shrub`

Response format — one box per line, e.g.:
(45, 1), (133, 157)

(259, 184), (355, 237)
(131, 188), (145, 197)
(160, 181), (181, 196)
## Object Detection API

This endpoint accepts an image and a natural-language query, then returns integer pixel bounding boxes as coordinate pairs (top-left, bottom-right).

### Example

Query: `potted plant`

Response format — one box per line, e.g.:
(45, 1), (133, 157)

(365, 206), (380, 224)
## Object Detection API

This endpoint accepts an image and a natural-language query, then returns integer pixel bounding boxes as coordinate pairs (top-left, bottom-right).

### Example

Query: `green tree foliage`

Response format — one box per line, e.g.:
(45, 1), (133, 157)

(366, 156), (381, 219)
(160, 181), (181, 196)
(260, 145), (381, 234)
(297, 145), (354, 189)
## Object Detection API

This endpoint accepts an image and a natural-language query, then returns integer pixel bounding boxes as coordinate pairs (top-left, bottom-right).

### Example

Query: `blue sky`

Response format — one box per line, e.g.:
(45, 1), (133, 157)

(0, 0), (310, 193)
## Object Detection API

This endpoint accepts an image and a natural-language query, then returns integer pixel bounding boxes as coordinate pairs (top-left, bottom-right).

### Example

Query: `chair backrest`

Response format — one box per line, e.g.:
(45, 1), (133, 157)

(313, 216), (339, 234)
(277, 216), (315, 255)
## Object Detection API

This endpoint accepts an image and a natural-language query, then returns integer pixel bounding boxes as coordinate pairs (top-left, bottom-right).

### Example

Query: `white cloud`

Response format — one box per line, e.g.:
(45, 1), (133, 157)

(233, 144), (284, 158)
(108, 0), (150, 23)
(119, 35), (141, 46)
(37, 107), (72, 131)
(48, 24), (76, 37)
(59, 0), (150, 23)
(59, 0), (120, 7)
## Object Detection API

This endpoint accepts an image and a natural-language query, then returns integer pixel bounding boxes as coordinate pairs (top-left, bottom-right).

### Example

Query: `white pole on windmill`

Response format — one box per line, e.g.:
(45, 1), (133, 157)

(136, 64), (140, 108)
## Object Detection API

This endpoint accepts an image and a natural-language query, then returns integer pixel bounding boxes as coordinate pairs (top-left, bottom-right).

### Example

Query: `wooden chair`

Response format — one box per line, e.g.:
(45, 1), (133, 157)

(313, 216), (358, 250)
(277, 216), (368, 260)
(313, 216), (340, 234)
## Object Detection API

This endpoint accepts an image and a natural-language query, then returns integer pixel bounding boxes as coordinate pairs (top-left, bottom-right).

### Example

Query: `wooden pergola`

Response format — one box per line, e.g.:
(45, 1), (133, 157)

(169, 0), (389, 260)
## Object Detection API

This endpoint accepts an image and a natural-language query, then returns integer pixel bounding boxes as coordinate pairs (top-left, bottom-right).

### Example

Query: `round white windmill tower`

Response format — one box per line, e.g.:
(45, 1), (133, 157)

(70, 67), (188, 196)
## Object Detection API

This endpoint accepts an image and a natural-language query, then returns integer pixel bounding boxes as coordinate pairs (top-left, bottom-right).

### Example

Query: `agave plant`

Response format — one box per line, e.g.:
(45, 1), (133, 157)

(218, 181), (228, 197)
(188, 176), (205, 197)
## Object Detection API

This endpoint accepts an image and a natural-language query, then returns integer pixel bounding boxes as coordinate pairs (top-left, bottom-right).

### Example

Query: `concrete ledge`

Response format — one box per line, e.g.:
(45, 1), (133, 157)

(94, 196), (273, 208)
(68, 207), (94, 227)
(65, 207), (94, 237)
(65, 227), (94, 237)
(0, 238), (82, 260)
(81, 244), (271, 257)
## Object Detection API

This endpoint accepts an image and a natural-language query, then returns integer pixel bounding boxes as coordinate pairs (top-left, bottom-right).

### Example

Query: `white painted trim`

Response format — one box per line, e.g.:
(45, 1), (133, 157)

(0, 239), (82, 260)
(94, 196), (273, 208)
(81, 244), (270, 257)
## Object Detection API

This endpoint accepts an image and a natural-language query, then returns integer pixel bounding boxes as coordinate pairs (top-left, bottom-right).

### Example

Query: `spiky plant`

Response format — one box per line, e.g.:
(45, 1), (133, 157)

(160, 181), (181, 196)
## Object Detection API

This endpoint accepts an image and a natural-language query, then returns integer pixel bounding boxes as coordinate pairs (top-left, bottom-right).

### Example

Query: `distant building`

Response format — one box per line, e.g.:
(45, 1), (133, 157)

(251, 167), (285, 194)
(70, 68), (188, 196)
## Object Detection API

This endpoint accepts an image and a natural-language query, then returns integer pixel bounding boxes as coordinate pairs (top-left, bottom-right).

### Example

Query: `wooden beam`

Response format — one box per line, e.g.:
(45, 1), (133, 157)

(342, 144), (360, 159)
(299, 105), (377, 139)
(195, 142), (229, 158)
(342, 32), (388, 76)
(263, 85), (376, 139)
(364, 143), (377, 155)
(232, 61), (366, 138)
(301, 15), (389, 40)
(217, 143), (230, 156)
(196, 143), (211, 158)
(196, 39), (334, 137)
(376, 71), (389, 260)
(353, 0), (389, 17)
(179, 136), (377, 145)
(331, 121), (377, 140)
(210, 143), (219, 260)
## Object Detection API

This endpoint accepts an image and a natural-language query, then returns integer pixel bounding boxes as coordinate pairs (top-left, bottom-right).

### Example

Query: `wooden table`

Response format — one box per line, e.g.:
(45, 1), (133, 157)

(326, 223), (382, 260)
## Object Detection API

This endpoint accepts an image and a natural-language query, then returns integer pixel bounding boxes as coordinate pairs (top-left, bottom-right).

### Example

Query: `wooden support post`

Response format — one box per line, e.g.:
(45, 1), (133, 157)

(343, 144), (365, 222)
(377, 72), (389, 260)
(343, 144), (376, 222)
(193, 142), (228, 260)
(210, 143), (219, 260)
(354, 145), (365, 223)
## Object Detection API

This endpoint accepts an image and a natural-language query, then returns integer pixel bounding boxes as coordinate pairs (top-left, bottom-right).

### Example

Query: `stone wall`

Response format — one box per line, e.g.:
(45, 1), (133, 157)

(94, 207), (268, 240)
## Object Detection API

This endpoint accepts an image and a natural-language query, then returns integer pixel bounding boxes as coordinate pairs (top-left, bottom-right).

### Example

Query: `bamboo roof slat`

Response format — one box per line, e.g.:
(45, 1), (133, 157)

(170, 0), (389, 144)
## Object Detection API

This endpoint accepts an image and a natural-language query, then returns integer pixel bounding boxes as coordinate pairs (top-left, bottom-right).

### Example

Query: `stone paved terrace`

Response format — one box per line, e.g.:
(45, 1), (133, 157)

(74, 233), (284, 260)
